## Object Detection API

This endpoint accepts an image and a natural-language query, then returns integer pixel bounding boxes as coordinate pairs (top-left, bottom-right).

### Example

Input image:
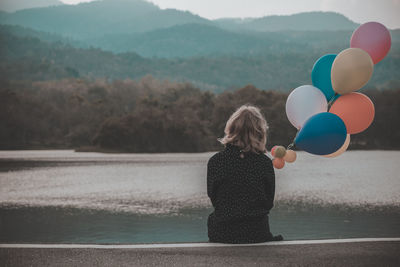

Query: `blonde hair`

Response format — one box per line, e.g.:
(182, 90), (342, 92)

(219, 105), (269, 153)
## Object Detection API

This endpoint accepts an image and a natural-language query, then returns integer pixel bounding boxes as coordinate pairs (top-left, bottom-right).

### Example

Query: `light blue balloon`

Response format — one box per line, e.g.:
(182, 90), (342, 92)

(295, 112), (347, 155)
(311, 54), (340, 102)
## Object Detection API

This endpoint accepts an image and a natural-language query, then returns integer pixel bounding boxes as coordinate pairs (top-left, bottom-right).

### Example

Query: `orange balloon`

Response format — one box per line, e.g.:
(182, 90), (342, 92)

(273, 158), (285, 169)
(283, 150), (297, 163)
(329, 92), (375, 134)
(323, 134), (350, 158)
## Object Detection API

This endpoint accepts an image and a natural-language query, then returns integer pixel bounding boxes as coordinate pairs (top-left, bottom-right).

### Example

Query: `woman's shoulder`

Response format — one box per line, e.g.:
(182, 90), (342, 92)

(259, 152), (273, 166)
(209, 146), (272, 163)
(208, 150), (225, 164)
(207, 145), (234, 168)
(260, 152), (272, 161)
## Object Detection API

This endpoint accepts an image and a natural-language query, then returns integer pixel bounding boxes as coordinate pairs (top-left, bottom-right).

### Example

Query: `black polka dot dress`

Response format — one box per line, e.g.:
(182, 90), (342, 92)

(207, 143), (276, 244)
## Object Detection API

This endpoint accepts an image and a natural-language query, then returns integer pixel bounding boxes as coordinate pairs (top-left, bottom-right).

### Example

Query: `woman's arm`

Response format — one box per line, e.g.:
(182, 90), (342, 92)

(207, 154), (224, 207)
(264, 158), (276, 211)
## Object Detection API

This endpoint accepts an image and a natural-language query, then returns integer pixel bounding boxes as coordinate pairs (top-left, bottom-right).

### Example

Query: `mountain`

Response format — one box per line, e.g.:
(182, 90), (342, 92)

(1, 27), (399, 92)
(86, 23), (312, 57)
(0, 0), (361, 43)
(86, 23), (365, 57)
(0, 0), (63, 12)
(214, 12), (359, 32)
(0, 0), (365, 58)
(0, 0), (367, 57)
(0, 0), (211, 39)
(0, 24), (87, 48)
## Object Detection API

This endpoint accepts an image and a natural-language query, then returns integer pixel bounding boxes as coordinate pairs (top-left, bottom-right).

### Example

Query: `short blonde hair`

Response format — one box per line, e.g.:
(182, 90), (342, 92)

(219, 105), (269, 153)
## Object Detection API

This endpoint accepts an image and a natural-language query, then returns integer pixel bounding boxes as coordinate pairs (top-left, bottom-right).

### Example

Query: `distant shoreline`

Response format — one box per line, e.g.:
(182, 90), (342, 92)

(0, 146), (399, 153)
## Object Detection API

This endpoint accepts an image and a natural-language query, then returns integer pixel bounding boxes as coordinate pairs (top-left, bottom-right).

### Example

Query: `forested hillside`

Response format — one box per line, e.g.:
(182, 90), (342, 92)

(1, 27), (399, 92)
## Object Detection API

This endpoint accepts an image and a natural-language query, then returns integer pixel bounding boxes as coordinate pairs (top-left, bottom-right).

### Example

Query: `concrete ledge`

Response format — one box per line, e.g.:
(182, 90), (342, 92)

(1, 237), (400, 249)
(1, 238), (400, 267)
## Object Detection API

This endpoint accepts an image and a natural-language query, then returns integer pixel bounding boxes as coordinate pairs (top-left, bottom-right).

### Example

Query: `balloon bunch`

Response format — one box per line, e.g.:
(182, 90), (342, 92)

(271, 145), (297, 169)
(272, 22), (391, 168)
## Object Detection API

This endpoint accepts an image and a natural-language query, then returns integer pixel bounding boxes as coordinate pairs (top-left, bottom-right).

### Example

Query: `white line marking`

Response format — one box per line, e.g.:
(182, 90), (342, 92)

(1, 238), (400, 249)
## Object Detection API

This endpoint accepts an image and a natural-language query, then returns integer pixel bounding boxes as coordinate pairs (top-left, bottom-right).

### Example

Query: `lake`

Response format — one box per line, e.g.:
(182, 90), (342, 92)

(0, 150), (399, 243)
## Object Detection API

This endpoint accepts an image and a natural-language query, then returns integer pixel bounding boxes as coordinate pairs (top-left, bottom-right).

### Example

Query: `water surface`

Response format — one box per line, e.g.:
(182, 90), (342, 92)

(0, 150), (399, 243)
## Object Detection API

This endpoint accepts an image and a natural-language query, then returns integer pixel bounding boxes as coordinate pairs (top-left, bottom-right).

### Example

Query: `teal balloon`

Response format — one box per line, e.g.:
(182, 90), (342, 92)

(312, 54), (340, 102)
(295, 112), (347, 155)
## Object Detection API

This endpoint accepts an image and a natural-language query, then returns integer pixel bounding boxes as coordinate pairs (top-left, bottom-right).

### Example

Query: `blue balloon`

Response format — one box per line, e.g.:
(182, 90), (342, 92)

(295, 112), (347, 155)
(311, 54), (340, 102)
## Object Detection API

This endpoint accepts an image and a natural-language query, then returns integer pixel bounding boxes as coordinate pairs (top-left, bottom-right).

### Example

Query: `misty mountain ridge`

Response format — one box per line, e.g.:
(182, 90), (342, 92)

(0, 0), (63, 13)
(0, 0), (363, 40)
(0, 0), (210, 39)
(0, 0), (366, 57)
(86, 23), (357, 57)
(2, 21), (399, 59)
(215, 12), (358, 32)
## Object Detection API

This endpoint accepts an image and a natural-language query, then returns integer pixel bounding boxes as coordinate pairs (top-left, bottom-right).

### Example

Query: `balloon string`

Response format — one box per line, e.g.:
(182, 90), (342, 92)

(287, 129), (300, 150)
(327, 93), (338, 111)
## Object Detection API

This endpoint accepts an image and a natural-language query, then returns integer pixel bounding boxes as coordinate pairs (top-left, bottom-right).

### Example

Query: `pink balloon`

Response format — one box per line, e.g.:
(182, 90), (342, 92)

(350, 22), (391, 64)
(271, 146), (278, 157)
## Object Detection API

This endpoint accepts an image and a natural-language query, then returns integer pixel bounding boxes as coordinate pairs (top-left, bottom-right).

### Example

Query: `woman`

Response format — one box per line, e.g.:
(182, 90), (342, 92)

(207, 105), (283, 243)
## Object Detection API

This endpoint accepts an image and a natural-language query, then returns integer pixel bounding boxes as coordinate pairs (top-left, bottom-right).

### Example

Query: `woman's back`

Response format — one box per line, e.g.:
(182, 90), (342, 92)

(206, 105), (280, 244)
(207, 144), (275, 222)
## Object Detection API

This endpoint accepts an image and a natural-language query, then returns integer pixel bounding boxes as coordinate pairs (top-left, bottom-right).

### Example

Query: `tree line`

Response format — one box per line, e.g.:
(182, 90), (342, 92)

(1, 77), (399, 152)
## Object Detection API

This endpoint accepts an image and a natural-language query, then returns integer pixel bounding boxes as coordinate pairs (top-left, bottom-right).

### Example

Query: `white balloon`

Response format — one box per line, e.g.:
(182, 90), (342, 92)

(286, 85), (328, 129)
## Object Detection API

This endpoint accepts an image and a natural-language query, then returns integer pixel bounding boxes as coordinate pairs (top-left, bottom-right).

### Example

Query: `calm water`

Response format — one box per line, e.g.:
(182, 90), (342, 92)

(0, 150), (399, 243)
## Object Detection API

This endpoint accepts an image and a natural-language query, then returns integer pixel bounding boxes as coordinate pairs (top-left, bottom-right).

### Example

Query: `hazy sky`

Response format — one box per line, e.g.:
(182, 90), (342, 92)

(60, 0), (400, 28)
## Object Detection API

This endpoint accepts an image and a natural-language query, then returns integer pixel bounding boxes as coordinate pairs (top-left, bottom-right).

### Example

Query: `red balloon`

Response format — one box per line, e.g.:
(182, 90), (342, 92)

(273, 158), (285, 169)
(351, 22), (391, 64)
(329, 92), (375, 134)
